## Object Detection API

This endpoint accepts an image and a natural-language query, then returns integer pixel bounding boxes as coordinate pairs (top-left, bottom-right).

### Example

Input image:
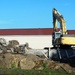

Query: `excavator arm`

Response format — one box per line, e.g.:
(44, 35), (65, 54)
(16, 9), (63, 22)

(53, 8), (67, 35)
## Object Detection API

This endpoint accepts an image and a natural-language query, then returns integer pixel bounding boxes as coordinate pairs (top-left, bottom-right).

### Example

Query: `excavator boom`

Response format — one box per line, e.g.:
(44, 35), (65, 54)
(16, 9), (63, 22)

(53, 8), (67, 35)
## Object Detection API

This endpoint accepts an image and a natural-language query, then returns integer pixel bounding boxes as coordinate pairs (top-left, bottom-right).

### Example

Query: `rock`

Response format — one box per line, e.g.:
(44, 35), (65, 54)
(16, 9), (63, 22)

(9, 40), (19, 46)
(0, 53), (23, 68)
(5, 40), (19, 50)
(0, 59), (7, 68)
(20, 54), (43, 70)
(0, 53), (75, 73)
(0, 38), (7, 46)
(0, 53), (42, 69)
(20, 58), (35, 69)
(59, 63), (74, 73)
(8, 40), (19, 49)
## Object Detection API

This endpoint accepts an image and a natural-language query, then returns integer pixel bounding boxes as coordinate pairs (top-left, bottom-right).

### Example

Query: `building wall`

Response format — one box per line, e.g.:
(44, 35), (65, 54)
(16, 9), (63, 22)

(0, 28), (75, 49)
(0, 35), (52, 49)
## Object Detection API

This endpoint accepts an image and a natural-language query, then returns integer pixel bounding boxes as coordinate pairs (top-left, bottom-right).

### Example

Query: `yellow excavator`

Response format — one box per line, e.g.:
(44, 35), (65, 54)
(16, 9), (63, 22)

(51, 8), (75, 60)
(52, 8), (75, 48)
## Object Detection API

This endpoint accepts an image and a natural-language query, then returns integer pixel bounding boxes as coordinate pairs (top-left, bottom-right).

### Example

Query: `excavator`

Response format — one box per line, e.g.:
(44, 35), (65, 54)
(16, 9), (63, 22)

(52, 8), (75, 60)
(52, 8), (75, 48)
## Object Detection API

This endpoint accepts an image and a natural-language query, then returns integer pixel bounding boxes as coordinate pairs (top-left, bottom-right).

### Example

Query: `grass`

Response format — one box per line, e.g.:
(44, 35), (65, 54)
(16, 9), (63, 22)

(0, 68), (74, 75)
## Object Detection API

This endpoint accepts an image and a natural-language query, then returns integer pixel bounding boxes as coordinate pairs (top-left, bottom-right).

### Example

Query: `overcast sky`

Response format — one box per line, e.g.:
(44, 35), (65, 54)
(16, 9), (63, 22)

(0, 0), (75, 30)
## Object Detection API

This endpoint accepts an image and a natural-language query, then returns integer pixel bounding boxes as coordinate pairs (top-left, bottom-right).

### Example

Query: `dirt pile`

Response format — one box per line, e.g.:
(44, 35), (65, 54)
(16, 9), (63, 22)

(0, 53), (75, 73)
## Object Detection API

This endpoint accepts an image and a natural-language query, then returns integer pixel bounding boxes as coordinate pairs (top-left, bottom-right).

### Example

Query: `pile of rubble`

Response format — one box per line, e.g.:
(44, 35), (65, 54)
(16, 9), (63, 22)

(0, 53), (75, 73)
(0, 38), (75, 73)
(0, 38), (49, 59)
(0, 38), (18, 52)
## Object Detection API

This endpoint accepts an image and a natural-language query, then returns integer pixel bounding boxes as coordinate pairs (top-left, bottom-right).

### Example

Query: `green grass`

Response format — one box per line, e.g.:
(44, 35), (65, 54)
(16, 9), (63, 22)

(0, 68), (74, 75)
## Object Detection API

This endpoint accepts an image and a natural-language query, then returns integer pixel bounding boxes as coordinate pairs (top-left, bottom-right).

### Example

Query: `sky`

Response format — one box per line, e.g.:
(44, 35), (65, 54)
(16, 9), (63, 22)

(0, 0), (75, 30)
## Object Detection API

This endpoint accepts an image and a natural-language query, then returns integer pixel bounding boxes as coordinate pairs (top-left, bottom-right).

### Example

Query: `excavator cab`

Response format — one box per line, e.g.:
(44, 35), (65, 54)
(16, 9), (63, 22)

(52, 32), (61, 47)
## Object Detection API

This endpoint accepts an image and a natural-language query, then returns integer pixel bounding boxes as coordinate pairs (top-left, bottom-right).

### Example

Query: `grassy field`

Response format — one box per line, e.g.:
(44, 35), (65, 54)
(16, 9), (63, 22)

(0, 68), (75, 75)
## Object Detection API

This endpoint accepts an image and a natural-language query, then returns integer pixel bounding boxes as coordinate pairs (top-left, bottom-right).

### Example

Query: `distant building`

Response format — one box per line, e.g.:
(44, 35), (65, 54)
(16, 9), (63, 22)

(0, 28), (75, 49)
